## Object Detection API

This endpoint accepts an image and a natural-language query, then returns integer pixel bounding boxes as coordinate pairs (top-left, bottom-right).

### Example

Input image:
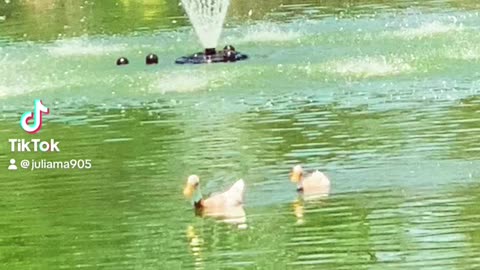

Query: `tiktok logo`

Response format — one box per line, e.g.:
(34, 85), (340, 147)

(20, 99), (50, 134)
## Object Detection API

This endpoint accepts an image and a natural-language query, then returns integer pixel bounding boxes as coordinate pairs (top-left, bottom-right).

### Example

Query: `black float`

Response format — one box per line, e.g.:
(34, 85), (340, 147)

(175, 45), (248, 64)
(146, 53), (159, 65)
(116, 57), (129, 66)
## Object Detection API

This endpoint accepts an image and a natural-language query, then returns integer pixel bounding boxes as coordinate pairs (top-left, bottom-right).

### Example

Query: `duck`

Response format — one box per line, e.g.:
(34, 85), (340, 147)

(290, 165), (330, 198)
(183, 175), (246, 224)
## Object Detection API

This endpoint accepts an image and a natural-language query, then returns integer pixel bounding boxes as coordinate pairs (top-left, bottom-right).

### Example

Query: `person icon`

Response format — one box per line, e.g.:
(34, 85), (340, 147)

(8, 159), (17, 171)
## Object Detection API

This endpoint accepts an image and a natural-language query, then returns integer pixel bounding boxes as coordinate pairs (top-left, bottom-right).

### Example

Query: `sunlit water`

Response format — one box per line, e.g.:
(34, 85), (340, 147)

(1, 0), (480, 269)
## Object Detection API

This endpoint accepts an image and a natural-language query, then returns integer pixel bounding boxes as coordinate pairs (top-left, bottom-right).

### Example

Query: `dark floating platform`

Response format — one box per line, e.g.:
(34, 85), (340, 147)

(175, 46), (248, 64)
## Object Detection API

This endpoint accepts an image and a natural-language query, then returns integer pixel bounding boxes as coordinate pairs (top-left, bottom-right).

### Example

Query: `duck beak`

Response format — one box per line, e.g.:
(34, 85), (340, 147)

(290, 172), (301, 183)
(183, 183), (194, 198)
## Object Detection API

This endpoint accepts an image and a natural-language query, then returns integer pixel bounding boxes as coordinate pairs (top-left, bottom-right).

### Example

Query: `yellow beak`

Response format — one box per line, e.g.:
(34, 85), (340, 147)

(183, 183), (194, 198)
(290, 172), (301, 183)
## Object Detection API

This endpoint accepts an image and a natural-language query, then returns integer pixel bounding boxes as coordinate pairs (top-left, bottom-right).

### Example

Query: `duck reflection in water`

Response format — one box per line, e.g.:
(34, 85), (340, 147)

(183, 175), (247, 228)
(186, 225), (204, 270)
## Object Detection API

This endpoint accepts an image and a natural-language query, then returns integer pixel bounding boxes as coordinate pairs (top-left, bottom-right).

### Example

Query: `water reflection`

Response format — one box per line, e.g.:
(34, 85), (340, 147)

(194, 204), (247, 228)
(187, 225), (205, 270)
(286, 191), (379, 268)
(0, 104), (479, 268)
(292, 197), (330, 225)
(446, 96), (480, 160)
(458, 183), (480, 267)
(0, 0), (185, 41)
(293, 199), (306, 225)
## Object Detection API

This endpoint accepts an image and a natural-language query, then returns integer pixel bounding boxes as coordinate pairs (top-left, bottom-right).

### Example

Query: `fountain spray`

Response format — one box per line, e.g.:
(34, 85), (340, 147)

(176, 0), (248, 64)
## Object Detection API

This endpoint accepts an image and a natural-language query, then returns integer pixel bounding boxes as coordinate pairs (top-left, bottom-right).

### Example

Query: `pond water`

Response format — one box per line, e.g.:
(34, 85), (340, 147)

(0, 0), (479, 269)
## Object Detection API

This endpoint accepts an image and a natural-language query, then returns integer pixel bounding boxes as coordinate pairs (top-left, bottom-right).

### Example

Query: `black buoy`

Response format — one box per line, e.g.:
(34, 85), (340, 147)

(223, 44), (237, 62)
(223, 50), (236, 62)
(146, 53), (159, 65)
(116, 57), (129, 66)
(223, 45), (236, 52)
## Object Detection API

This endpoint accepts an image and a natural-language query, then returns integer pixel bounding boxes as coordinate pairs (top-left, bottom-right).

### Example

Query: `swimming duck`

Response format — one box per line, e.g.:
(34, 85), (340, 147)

(290, 165), (330, 198)
(183, 175), (246, 223)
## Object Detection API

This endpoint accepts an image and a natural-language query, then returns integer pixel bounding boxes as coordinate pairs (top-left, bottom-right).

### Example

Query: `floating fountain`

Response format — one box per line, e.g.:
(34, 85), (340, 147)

(175, 0), (248, 64)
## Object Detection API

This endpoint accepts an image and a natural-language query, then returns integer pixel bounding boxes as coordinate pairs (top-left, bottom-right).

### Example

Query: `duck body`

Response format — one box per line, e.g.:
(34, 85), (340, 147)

(298, 171), (330, 197)
(291, 165), (330, 198)
(184, 176), (246, 224)
(203, 179), (244, 207)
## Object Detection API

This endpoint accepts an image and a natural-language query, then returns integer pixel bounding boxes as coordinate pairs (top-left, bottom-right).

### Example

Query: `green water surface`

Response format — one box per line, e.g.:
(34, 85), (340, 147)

(1, 0), (480, 269)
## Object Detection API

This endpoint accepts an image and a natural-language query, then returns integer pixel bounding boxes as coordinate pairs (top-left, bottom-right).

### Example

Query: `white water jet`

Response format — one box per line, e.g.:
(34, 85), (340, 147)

(181, 0), (230, 49)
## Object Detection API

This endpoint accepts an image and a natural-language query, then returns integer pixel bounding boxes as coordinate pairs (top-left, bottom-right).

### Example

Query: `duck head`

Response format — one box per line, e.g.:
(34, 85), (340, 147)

(183, 175), (203, 205)
(290, 165), (304, 183)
